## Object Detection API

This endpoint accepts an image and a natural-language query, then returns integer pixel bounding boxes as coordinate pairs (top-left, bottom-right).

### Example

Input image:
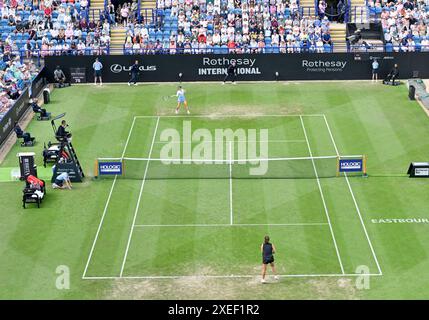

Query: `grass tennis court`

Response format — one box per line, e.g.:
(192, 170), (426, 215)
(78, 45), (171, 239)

(1, 82), (429, 299)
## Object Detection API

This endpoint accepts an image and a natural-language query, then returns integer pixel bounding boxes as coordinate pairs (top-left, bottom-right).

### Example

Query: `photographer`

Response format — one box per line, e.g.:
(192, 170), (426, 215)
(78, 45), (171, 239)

(30, 98), (49, 119)
(384, 64), (399, 85)
(14, 122), (35, 144)
(54, 65), (68, 88)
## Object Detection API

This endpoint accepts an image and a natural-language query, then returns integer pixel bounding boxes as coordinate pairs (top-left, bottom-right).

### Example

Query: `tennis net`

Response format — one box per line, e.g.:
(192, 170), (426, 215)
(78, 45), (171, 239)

(94, 155), (366, 180)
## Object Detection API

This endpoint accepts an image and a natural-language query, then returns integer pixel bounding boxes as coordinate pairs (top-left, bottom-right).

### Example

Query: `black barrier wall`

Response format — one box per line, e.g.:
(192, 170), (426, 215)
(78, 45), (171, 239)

(0, 69), (47, 147)
(44, 53), (429, 83)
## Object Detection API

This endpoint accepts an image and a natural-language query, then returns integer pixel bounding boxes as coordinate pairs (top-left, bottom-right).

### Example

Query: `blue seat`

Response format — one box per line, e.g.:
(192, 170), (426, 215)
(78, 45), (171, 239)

(265, 45), (272, 53)
(385, 43), (393, 52)
(415, 43), (421, 52)
(213, 45), (221, 54)
(323, 44), (332, 53)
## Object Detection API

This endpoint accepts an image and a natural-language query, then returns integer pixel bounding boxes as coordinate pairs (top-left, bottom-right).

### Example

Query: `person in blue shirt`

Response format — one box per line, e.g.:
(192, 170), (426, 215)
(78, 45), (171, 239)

(372, 59), (379, 82)
(92, 57), (103, 86)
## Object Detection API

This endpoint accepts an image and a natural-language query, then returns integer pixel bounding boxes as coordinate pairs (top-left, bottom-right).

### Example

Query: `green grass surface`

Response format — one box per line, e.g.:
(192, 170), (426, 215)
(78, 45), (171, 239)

(1, 82), (429, 299)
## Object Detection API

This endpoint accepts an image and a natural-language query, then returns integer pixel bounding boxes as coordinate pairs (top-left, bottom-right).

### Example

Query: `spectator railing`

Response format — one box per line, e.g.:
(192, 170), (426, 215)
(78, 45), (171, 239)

(137, 0), (142, 21)
(345, 0), (351, 22)
(19, 48), (111, 66)
(314, 0), (319, 17)
(299, 6), (315, 17)
(348, 6), (369, 24)
(140, 8), (157, 25)
(122, 44), (335, 55)
(121, 43), (429, 55)
(88, 9), (103, 22)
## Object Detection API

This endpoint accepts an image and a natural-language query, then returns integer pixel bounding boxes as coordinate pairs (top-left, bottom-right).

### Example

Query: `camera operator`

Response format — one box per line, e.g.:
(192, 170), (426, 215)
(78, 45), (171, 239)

(348, 29), (362, 46)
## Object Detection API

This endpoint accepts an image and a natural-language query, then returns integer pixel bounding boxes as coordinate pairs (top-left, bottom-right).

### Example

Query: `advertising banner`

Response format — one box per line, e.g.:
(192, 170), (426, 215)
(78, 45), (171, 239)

(98, 161), (123, 175)
(339, 159), (364, 172)
(44, 53), (429, 83)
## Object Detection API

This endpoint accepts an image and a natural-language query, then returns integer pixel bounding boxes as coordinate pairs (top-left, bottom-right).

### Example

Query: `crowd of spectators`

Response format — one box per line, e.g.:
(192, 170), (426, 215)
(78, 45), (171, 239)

(113, 0), (139, 27)
(0, 51), (39, 121)
(368, 0), (429, 51)
(123, 0), (334, 54)
(0, 0), (110, 57)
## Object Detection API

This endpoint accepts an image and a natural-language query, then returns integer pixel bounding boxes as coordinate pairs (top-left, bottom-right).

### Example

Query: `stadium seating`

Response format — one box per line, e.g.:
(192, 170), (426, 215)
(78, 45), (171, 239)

(368, 0), (429, 52)
(0, 0), (110, 58)
(123, 0), (334, 54)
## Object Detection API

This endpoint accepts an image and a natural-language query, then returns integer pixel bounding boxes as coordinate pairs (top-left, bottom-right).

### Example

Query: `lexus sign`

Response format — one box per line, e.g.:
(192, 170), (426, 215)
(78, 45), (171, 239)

(110, 64), (157, 73)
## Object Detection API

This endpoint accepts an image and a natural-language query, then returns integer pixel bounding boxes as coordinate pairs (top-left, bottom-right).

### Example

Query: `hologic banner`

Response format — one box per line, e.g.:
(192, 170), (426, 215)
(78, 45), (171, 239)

(98, 161), (123, 175)
(339, 159), (363, 172)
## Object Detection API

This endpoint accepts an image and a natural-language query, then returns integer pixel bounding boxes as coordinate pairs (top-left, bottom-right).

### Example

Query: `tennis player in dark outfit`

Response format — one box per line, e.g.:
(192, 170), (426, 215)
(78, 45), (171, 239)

(128, 60), (139, 86)
(223, 61), (237, 84)
(261, 235), (278, 283)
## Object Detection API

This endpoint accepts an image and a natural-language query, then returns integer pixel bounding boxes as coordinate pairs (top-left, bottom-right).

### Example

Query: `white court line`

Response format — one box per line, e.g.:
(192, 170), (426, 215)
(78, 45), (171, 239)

(153, 140), (307, 144)
(82, 117), (137, 279)
(322, 114), (383, 275)
(134, 223), (329, 228)
(119, 116), (160, 277)
(229, 141), (233, 225)
(134, 114), (325, 118)
(300, 116), (345, 275)
(82, 273), (382, 280)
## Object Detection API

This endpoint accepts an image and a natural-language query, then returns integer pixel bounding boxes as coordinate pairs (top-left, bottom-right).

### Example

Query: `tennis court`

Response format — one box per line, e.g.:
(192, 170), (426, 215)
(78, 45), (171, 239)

(82, 114), (381, 279)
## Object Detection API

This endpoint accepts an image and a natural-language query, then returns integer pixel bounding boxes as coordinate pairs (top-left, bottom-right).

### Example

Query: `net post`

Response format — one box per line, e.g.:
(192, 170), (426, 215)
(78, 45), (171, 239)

(122, 158), (125, 176)
(94, 159), (99, 179)
(363, 154), (368, 177)
(336, 156), (340, 177)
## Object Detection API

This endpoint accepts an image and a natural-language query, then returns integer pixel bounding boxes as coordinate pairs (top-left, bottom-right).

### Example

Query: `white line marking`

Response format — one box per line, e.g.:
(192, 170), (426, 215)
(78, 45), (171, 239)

(105, 155), (344, 162)
(322, 114), (383, 275)
(229, 141), (233, 225)
(134, 114), (325, 118)
(82, 273), (382, 280)
(134, 223), (329, 228)
(119, 116), (160, 277)
(153, 140), (307, 144)
(82, 117), (137, 279)
(300, 116), (345, 275)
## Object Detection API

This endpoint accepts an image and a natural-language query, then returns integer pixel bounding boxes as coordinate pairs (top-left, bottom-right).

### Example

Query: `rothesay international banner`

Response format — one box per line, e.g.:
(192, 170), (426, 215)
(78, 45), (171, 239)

(44, 52), (429, 83)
